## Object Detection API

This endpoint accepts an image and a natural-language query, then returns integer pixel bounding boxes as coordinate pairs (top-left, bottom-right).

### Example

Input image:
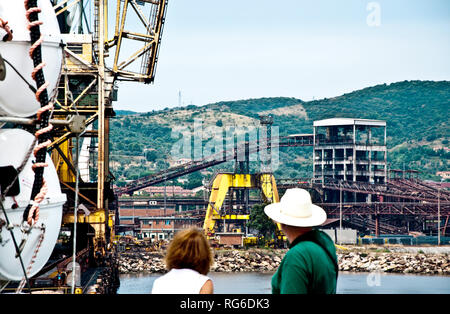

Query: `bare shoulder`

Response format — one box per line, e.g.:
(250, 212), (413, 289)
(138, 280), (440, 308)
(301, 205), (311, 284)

(199, 279), (214, 294)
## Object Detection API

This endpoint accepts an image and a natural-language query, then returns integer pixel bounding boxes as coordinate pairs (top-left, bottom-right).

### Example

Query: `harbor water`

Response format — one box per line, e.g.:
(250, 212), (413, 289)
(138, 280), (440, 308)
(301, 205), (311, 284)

(118, 272), (450, 294)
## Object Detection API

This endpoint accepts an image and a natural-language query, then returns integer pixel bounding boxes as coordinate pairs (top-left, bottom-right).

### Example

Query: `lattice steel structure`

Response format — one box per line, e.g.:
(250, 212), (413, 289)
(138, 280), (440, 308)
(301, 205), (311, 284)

(50, 0), (168, 256)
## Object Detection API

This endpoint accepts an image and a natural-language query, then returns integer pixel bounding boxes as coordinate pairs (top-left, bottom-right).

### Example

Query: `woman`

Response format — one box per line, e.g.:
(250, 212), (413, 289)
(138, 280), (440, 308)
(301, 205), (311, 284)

(151, 228), (214, 294)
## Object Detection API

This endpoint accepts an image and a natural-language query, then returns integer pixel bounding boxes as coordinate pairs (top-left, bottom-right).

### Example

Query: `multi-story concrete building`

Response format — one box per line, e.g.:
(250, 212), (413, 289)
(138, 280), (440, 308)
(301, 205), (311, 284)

(313, 118), (387, 202)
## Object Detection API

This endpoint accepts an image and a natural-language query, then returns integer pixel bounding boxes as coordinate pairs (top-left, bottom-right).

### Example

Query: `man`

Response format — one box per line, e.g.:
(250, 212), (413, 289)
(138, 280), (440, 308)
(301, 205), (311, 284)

(264, 188), (338, 294)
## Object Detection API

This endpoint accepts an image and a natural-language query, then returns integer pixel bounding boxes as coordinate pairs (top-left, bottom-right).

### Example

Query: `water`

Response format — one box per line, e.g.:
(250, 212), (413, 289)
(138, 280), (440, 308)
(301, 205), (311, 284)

(117, 272), (450, 294)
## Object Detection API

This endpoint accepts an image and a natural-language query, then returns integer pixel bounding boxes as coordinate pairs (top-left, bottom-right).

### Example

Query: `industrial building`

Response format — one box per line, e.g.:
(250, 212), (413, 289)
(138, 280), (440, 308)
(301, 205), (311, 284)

(313, 118), (387, 202)
(118, 199), (198, 240)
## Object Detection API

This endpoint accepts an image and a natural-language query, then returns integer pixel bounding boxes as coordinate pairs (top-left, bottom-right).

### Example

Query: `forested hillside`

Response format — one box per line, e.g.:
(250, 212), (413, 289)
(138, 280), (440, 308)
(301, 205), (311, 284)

(110, 80), (449, 187)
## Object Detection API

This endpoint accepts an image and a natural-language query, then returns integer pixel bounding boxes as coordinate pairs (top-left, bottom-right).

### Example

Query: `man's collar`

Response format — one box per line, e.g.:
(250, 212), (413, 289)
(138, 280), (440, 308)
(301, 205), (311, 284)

(288, 229), (316, 249)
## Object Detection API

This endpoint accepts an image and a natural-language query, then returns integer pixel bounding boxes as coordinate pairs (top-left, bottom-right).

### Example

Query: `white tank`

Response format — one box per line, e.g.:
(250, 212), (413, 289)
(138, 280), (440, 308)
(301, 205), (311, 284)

(0, 0), (63, 117)
(0, 129), (66, 281)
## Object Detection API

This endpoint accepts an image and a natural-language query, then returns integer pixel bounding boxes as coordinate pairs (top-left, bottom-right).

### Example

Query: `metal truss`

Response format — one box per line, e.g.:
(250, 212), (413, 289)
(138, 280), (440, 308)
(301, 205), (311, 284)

(117, 135), (314, 195)
(108, 0), (168, 83)
(320, 202), (450, 216)
(48, 0), (167, 255)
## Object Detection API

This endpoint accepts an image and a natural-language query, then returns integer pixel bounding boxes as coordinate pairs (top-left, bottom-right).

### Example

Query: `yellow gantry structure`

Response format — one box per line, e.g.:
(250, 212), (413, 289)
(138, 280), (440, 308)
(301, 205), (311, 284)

(203, 173), (280, 237)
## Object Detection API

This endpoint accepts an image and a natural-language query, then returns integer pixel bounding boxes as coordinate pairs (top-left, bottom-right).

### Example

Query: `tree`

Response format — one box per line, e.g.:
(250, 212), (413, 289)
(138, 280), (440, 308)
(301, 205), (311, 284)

(247, 203), (277, 239)
(183, 171), (203, 190)
(145, 150), (158, 162)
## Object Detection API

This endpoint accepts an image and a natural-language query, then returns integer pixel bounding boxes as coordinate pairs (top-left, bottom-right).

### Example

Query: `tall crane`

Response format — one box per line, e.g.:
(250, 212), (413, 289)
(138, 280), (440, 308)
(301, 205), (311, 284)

(50, 0), (168, 260)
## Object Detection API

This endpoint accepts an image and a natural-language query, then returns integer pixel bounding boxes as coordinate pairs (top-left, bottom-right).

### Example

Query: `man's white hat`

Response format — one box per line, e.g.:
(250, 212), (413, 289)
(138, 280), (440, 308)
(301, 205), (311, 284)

(264, 188), (327, 227)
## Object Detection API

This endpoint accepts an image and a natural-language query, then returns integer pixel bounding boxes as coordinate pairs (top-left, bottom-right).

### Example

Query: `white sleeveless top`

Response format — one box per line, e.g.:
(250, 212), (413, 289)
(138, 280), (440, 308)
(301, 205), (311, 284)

(151, 268), (211, 294)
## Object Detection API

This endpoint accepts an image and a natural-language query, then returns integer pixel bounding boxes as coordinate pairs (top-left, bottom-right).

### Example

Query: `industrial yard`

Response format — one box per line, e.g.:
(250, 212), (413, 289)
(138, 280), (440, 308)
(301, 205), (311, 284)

(0, 0), (448, 296)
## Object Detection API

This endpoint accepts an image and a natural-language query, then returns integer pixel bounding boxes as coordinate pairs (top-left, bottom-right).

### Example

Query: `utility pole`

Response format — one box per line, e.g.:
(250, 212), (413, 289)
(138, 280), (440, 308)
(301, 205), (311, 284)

(71, 135), (80, 294)
(438, 183), (441, 245)
(164, 178), (167, 216)
(339, 181), (342, 245)
(96, 0), (106, 242)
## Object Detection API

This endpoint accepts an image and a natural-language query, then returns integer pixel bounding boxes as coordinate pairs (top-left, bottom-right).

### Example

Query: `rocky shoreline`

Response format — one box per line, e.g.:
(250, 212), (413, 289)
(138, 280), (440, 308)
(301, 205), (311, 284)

(338, 250), (449, 275)
(117, 247), (450, 276)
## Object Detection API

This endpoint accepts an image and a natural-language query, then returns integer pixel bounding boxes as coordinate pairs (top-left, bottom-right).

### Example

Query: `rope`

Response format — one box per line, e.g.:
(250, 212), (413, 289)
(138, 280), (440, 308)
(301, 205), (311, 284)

(23, 0), (54, 227)
(0, 1), (60, 293)
(0, 0), (55, 294)
(15, 225), (45, 294)
(0, 137), (40, 293)
(0, 201), (32, 293)
(0, 7), (40, 294)
(0, 17), (13, 42)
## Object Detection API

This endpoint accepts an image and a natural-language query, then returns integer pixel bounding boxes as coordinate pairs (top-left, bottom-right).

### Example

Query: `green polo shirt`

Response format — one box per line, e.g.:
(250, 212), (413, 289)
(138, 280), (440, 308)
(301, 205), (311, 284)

(272, 229), (338, 294)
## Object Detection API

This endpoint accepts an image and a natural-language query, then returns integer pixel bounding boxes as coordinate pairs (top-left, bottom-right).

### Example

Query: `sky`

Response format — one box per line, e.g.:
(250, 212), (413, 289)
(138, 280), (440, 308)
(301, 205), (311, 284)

(105, 0), (450, 112)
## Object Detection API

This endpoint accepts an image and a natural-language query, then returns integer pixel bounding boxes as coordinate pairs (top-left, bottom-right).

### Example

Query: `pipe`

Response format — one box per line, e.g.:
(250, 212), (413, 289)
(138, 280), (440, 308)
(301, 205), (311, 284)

(0, 116), (72, 126)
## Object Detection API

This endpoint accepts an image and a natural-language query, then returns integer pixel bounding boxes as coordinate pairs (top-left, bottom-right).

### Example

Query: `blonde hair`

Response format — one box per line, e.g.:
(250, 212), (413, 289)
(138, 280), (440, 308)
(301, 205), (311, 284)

(165, 228), (213, 275)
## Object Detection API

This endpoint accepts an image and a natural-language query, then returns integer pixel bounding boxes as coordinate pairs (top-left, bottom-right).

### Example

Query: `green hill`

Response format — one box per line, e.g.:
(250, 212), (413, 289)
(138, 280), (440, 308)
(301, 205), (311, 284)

(110, 80), (449, 187)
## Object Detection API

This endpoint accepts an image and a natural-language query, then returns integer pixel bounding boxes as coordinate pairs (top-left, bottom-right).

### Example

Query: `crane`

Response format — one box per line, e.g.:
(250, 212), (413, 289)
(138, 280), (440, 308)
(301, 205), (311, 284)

(49, 0), (168, 259)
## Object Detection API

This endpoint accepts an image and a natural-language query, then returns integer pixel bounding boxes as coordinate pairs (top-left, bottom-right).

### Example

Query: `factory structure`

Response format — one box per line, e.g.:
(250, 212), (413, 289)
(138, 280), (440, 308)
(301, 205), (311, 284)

(313, 118), (387, 203)
(116, 117), (449, 244)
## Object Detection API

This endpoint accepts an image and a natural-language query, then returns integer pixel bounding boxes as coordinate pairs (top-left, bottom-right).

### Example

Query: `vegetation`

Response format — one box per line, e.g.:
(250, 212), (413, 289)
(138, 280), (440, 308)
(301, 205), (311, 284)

(109, 80), (449, 187)
(247, 204), (277, 239)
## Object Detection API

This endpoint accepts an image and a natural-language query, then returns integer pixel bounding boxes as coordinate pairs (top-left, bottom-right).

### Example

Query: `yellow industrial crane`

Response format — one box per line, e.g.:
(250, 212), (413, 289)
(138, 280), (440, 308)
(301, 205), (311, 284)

(202, 115), (286, 247)
(203, 172), (282, 244)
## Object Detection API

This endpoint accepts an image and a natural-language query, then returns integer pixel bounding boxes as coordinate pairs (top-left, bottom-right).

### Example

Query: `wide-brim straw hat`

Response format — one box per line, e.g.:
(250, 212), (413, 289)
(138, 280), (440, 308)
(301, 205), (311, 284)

(264, 188), (327, 227)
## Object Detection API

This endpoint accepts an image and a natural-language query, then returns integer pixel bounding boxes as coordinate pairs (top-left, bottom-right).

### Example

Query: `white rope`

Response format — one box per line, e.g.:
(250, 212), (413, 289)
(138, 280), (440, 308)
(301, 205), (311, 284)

(15, 225), (45, 293)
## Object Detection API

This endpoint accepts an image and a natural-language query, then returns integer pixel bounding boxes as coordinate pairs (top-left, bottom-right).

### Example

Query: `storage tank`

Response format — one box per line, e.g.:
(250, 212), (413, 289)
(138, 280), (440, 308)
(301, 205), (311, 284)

(0, 0), (63, 117)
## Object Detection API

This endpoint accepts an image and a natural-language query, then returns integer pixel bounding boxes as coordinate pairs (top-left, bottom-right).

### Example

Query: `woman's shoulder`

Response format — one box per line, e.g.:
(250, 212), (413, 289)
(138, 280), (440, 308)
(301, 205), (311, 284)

(199, 278), (214, 294)
(152, 268), (211, 294)
(168, 268), (211, 282)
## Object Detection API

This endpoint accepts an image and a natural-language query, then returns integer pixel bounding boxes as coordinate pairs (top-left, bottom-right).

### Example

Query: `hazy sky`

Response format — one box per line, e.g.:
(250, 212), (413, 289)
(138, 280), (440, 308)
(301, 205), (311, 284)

(108, 0), (450, 112)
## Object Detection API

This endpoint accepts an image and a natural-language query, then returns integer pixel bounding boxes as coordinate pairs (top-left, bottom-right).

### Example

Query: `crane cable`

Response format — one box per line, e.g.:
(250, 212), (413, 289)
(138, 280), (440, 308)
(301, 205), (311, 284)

(12, 0), (55, 294)
(23, 0), (54, 228)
